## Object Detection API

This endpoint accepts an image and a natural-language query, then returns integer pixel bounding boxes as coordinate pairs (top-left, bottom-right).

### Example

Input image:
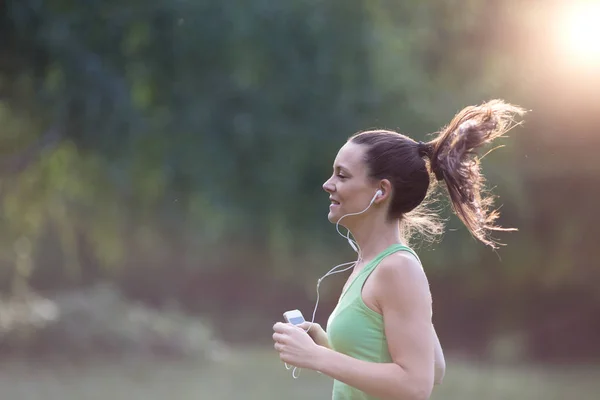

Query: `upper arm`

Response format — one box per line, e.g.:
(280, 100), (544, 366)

(432, 324), (446, 384)
(374, 253), (435, 394)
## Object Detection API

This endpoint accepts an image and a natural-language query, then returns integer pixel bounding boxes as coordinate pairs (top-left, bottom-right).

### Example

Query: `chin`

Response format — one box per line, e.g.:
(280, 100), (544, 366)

(327, 213), (347, 228)
(327, 212), (336, 223)
(327, 204), (343, 223)
(327, 211), (342, 224)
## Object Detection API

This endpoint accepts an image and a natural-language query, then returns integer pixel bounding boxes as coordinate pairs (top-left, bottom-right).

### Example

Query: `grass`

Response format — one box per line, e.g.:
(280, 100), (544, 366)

(0, 346), (598, 400)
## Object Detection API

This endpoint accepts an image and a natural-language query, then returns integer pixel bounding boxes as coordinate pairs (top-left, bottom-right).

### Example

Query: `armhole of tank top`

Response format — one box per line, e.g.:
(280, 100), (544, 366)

(356, 246), (421, 318)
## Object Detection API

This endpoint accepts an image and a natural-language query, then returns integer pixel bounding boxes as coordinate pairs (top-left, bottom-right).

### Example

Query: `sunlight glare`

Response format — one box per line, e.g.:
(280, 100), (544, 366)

(562, 2), (600, 64)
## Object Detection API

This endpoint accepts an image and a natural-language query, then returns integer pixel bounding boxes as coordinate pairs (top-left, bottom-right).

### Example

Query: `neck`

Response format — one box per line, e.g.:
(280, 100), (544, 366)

(346, 214), (404, 266)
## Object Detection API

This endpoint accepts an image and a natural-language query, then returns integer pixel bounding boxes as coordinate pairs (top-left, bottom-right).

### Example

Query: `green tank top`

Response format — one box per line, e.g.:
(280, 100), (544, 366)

(325, 243), (420, 400)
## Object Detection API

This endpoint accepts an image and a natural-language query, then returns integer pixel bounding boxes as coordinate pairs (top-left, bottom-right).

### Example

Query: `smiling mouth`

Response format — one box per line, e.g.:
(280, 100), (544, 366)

(330, 200), (340, 205)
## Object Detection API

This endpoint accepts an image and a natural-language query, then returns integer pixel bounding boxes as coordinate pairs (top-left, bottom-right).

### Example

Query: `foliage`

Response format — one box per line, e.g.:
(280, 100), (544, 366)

(0, 283), (224, 361)
(0, 0), (596, 361)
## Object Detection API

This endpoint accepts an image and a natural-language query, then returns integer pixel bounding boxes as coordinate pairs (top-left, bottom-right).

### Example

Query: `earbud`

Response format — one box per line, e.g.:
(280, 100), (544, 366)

(369, 189), (383, 206)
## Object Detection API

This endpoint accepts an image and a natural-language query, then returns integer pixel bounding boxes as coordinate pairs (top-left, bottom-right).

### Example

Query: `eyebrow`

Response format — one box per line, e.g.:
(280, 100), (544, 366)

(334, 164), (351, 174)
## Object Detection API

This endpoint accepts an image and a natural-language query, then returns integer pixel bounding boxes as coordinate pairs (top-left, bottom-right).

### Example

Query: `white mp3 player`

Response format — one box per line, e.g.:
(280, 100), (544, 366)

(283, 309), (305, 326)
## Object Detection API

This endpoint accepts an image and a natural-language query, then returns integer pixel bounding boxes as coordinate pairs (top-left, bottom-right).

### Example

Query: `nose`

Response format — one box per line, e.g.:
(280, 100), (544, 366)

(323, 177), (334, 194)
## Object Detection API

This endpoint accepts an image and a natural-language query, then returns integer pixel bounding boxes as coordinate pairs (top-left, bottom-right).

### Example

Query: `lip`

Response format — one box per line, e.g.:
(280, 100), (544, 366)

(329, 197), (340, 211)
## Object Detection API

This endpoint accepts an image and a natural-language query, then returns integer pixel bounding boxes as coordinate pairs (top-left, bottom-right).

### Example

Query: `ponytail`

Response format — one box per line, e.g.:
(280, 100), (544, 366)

(421, 100), (527, 248)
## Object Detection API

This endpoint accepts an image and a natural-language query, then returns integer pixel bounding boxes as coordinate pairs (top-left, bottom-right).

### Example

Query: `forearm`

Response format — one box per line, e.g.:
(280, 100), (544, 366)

(313, 346), (433, 400)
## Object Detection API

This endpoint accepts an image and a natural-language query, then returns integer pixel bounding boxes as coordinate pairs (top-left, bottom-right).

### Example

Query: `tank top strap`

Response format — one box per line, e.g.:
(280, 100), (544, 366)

(363, 243), (420, 273)
(344, 244), (420, 299)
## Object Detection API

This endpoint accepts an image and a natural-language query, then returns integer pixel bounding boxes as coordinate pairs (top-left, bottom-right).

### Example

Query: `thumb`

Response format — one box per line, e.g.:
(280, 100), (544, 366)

(297, 321), (312, 330)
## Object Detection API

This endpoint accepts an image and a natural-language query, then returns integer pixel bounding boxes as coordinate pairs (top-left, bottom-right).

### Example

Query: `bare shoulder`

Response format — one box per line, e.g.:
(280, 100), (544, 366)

(374, 251), (430, 290)
(372, 251), (432, 312)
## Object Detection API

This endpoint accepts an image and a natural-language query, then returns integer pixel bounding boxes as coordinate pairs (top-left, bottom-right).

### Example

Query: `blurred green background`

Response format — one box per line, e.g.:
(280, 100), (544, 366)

(1, 0), (599, 399)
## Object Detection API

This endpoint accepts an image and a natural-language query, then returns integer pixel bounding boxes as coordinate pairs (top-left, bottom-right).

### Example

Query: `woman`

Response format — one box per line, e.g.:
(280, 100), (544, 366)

(272, 100), (526, 400)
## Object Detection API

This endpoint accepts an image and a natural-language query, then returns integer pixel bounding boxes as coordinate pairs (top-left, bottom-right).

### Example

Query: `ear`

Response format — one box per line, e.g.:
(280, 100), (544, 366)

(376, 179), (393, 204)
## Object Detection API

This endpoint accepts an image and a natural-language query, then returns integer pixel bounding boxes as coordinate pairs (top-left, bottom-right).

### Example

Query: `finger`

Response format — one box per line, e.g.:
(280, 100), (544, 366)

(273, 322), (291, 333)
(272, 332), (286, 343)
(273, 342), (284, 352)
(290, 324), (308, 333)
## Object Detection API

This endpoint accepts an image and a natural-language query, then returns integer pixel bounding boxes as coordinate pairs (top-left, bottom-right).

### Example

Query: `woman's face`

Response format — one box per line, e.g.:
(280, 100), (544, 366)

(322, 142), (379, 225)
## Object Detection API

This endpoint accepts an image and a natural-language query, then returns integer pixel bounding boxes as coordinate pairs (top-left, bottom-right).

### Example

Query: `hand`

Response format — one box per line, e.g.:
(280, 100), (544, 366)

(297, 321), (330, 349)
(272, 322), (323, 370)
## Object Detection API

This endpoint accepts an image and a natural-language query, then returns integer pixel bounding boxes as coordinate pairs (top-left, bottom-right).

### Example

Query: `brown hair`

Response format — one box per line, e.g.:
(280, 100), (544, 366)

(350, 99), (526, 249)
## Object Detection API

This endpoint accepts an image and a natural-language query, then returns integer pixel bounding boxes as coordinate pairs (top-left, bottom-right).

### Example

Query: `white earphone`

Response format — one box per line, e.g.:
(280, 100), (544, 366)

(341, 189), (382, 252)
(286, 188), (383, 379)
(373, 189), (383, 202)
